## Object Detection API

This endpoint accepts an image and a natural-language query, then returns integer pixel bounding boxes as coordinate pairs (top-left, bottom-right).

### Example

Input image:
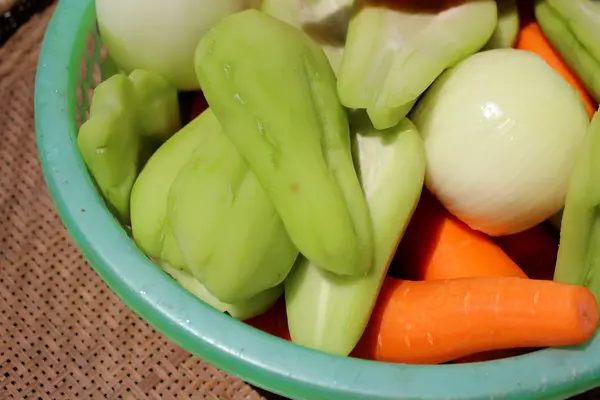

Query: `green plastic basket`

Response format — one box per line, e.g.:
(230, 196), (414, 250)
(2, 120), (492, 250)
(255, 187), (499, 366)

(34, 0), (600, 399)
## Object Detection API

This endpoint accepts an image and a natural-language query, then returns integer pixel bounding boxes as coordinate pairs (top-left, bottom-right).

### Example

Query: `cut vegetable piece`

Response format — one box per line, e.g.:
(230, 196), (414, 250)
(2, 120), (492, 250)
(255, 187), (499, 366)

(353, 276), (598, 364)
(337, 0), (497, 129)
(535, 0), (600, 102)
(516, 20), (597, 119)
(261, 0), (353, 74)
(77, 71), (181, 224)
(482, 0), (519, 50)
(555, 108), (600, 307)
(195, 9), (374, 277)
(130, 109), (219, 268)
(166, 125), (298, 304)
(393, 190), (527, 281)
(161, 264), (283, 320)
(285, 114), (426, 356)
(129, 70), (181, 141)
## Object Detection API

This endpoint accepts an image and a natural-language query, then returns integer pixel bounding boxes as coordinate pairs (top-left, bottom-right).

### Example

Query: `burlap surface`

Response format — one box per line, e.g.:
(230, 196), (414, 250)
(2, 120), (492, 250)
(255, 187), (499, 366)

(0, 5), (274, 400)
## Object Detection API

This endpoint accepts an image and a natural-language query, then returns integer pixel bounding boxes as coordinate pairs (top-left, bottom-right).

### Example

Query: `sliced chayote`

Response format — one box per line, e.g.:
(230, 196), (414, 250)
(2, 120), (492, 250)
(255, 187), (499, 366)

(194, 9), (374, 277)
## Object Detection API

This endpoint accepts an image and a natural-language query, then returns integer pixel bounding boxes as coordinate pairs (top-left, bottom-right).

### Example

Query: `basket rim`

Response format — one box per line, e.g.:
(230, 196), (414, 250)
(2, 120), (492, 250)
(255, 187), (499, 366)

(33, 0), (600, 399)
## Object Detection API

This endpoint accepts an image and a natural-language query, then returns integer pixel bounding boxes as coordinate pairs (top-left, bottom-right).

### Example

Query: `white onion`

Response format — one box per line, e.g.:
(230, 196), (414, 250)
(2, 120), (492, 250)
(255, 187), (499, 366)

(410, 48), (589, 236)
(96, 0), (251, 91)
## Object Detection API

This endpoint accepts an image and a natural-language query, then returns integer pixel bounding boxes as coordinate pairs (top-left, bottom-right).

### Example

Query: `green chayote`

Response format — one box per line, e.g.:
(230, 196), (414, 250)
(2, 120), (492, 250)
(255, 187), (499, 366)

(535, 0), (600, 102)
(166, 116), (298, 304)
(161, 264), (283, 321)
(555, 107), (600, 307)
(337, 0), (497, 130)
(194, 9), (374, 277)
(286, 113), (426, 356)
(131, 109), (219, 269)
(77, 70), (181, 223)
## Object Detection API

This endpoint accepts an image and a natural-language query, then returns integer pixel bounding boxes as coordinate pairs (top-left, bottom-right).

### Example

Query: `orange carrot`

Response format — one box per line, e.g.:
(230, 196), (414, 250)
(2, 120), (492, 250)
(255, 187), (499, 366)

(393, 190), (527, 281)
(516, 21), (597, 119)
(353, 276), (598, 364)
(493, 223), (559, 281)
(244, 298), (291, 341)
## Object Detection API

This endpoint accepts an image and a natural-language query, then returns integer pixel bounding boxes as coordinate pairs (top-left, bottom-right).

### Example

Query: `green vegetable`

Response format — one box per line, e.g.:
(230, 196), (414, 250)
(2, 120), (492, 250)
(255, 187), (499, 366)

(166, 120), (298, 304)
(554, 107), (600, 307)
(337, 0), (497, 130)
(482, 0), (519, 50)
(285, 114), (426, 356)
(535, 0), (600, 102)
(129, 70), (181, 141)
(195, 9), (374, 277)
(77, 70), (181, 224)
(161, 264), (283, 320)
(261, 0), (353, 74)
(130, 109), (219, 269)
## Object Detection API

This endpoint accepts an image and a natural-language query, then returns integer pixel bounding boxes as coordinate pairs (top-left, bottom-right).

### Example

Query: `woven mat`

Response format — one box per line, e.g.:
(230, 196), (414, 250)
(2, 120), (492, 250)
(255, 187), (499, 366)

(0, 5), (274, 400)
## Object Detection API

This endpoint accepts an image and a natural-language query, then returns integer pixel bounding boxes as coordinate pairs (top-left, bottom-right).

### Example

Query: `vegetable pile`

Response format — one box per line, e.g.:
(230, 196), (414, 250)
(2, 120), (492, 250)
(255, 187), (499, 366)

(82, 0), (600, 365)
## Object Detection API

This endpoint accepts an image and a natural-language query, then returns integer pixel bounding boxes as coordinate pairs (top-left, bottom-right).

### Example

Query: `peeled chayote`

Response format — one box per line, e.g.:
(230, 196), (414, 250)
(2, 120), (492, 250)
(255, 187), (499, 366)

(555, 108), (600, 307)
(194, 9), (374, 277)
(131, 109), (219, 269)
(285, 113), (426, 356)
(161, 264), (283, 321)
(78, 70), (181, 224)
(337, 0), (497, 130)
(166, 119), (299, 304)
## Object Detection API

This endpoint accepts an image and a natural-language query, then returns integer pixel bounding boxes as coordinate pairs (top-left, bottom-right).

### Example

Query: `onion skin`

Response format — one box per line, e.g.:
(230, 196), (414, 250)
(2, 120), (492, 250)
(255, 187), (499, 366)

(410, 48), (589, 237)
(96, 0), (249, 91)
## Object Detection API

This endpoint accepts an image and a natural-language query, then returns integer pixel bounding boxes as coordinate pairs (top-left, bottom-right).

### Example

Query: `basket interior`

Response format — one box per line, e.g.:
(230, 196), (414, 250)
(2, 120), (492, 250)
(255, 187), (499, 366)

(73, 24), (117, 129)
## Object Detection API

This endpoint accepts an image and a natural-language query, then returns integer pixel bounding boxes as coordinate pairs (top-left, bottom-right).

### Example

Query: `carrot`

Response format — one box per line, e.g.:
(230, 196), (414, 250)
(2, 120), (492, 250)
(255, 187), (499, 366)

(244, 297), (291, 341)
(515, 20), (597, 119)
(352, 276), (598, 364)
(454, 222), (559, 362)
(393, 190), (527, 281)
(493, 223), (559, 281)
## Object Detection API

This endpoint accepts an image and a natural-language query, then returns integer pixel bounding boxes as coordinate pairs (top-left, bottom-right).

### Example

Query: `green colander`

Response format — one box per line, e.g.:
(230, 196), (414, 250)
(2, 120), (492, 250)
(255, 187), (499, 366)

(33, 0), (600, 399)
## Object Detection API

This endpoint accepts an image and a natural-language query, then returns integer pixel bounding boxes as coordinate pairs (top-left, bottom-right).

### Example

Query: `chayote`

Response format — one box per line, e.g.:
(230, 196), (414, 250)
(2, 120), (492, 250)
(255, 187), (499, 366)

(165, 114), (299, 304)
(194, 9), (374, 277)
(161, 263), (283, 321)
(554, 107), (600, 307)
(130, 109), (218, 269)
(337, 0), (497, 130)
(285, 113), (426, 356)
(535, 0), (600, 102)
(78, 70), (181, 224)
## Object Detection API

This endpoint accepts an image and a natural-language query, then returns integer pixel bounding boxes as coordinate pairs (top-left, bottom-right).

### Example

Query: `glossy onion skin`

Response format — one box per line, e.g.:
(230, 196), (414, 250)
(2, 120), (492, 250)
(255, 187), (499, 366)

(411, 49), (589, 236)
